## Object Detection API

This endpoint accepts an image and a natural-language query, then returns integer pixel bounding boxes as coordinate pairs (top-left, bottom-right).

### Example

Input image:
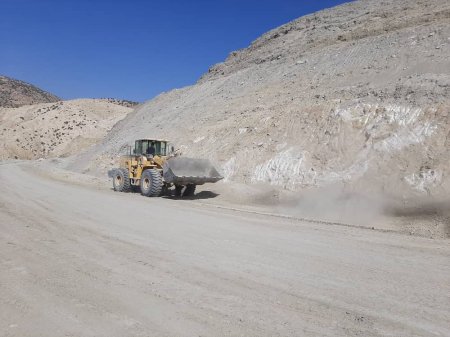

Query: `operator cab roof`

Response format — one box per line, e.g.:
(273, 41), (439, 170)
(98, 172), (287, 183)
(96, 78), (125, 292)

(136, 138), (169, 142)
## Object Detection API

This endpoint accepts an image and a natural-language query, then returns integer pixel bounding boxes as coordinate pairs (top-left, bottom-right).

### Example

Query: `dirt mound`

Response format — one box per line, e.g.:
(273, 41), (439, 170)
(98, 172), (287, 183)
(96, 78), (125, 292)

(0, 99), (132, 160)
(0, 75), (60, 108)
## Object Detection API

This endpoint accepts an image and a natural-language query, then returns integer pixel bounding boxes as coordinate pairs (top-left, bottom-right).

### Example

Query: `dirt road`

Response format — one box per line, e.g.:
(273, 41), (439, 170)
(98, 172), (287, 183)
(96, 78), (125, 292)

(1, 162), (449, 337)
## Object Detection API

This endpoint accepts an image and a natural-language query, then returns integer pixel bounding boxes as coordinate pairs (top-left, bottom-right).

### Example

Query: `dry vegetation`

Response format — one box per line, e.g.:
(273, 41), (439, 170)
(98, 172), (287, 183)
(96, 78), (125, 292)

(0, 76), (60, 108)
(0, 99), (132, 159)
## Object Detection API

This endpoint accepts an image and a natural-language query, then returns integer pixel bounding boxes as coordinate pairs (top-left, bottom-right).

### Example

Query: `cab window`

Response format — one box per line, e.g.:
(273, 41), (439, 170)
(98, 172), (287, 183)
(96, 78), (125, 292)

(142, 140), (150, 155)
(134, 140), (167, 156)
(159, 142), (167, 156)
(134, 140), (142, 155)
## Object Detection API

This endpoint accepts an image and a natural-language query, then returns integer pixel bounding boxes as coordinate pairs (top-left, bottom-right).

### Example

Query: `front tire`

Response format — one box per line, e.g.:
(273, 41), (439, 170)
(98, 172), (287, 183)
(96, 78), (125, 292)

(175, 185), (183, 197)
(174, 184), (196, 197)
(140, 169), (163, 197)
(183, 184), (196, 197)
(113, 168), (131, 192)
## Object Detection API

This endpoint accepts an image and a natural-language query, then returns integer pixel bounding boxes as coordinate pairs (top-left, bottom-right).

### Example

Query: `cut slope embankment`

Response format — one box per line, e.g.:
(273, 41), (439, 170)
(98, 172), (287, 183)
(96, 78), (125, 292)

(74, 0), (449, 200)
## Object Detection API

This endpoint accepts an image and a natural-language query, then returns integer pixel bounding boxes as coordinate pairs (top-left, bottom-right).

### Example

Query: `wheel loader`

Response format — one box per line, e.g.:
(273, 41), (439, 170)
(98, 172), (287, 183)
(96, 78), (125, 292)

(110, 139), (223, 197)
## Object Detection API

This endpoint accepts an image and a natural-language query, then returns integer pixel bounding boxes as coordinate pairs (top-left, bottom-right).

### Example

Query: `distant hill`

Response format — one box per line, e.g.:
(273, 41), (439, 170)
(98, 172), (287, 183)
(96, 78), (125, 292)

(0, 99), (133, 160)
(0, 76), (138, 160)
(0, 76), (60, 108)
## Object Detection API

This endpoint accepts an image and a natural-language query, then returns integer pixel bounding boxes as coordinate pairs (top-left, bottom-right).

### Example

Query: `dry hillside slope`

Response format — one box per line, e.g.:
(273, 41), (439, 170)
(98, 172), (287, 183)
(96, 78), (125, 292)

(0, 99), (133, 159)
(0, 75), (60, 108)
(74, 0), (449, 203)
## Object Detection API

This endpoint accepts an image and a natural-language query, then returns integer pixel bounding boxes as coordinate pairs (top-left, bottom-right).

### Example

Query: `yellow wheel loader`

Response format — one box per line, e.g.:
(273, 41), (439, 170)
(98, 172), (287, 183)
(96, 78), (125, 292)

(110, 139), (223, 197)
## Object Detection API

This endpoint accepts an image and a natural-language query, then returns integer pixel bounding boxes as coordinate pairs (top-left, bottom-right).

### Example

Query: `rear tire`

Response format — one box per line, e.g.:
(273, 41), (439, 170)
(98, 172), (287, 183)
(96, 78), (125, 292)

(140, 169), (163, 197)
(183, 184), (196, 197)
(113, 168), (131, 192)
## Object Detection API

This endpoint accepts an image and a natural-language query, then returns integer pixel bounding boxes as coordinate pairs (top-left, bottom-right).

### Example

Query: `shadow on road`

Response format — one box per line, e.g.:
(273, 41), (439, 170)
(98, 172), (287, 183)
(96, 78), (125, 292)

(163, 191), (219, 200)
(111, 187), (219, 200)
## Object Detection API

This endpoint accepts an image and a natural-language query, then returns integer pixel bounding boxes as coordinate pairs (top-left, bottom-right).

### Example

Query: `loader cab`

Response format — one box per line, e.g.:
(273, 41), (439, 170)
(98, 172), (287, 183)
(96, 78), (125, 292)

(134, 139), (169, 157)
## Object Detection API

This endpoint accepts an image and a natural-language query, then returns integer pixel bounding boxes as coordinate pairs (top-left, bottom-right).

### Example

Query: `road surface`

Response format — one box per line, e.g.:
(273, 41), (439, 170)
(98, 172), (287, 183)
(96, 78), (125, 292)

(1, 162), (449, 337)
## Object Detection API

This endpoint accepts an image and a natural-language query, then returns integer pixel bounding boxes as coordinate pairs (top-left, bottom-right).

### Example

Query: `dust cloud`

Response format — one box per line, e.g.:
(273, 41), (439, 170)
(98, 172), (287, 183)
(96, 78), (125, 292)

(277, 184), (386, 226)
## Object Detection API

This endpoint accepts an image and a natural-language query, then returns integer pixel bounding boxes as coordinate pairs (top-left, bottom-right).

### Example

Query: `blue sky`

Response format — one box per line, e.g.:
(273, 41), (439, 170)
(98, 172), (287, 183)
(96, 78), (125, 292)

(0, 0), (351, 102)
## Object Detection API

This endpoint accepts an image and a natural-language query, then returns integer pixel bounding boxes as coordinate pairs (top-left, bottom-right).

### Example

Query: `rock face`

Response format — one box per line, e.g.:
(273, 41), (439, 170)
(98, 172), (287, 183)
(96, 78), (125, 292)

(0, 76), (60, 108)
(76, 0), (449, 200)
(0, 99), (133, 160)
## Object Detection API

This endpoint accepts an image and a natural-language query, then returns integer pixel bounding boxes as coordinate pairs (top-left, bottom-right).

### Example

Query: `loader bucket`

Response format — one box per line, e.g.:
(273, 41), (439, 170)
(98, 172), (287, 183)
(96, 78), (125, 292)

(163, 157), (223, 185)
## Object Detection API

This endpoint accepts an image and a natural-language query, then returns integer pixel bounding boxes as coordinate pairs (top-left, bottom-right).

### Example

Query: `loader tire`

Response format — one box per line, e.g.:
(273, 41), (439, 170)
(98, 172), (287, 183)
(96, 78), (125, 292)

(183, 184), (196, 197)
(175, 185), (183, 197)
(140, 169), (163, 197)
(113, 168), (131, 192)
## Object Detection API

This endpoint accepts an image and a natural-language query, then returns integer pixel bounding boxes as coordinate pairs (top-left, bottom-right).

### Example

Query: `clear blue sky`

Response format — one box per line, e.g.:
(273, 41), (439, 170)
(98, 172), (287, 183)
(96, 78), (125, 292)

(0, 0), (351, 102)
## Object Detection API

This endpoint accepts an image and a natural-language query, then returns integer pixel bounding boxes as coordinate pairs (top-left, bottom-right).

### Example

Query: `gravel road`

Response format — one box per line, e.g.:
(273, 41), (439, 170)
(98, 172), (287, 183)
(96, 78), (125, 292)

(1, 162), (449, 337)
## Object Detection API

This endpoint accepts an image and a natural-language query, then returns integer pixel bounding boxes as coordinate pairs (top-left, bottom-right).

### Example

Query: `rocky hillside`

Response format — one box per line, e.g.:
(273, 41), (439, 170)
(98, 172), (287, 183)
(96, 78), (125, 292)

(101, 98), (139, 108)
(74, 0), (449, 201)
(0, 76), (60, 108)
(0, 99), (133, 160)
